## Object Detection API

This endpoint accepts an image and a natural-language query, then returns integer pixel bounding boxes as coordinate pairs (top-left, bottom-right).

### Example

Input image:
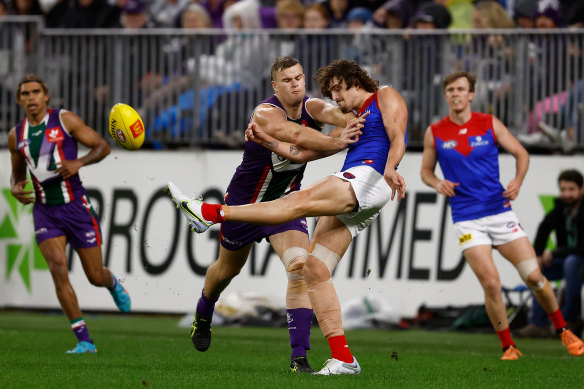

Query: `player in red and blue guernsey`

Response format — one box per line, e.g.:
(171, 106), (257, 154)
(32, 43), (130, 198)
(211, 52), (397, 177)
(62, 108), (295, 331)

(421, 71), (584, 359)
(167, 60), (408, 375)
(168, 57), (359, 373)
(8, 74), (131, 354)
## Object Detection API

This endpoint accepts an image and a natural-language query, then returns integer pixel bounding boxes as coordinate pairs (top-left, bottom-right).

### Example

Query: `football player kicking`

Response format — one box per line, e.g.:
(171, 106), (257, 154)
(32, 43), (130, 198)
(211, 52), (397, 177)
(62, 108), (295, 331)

(8, 74), (131, 354)
(166, 60), (408, 375)
(421, 71), (584, 359)
(165, 56), (361, 373)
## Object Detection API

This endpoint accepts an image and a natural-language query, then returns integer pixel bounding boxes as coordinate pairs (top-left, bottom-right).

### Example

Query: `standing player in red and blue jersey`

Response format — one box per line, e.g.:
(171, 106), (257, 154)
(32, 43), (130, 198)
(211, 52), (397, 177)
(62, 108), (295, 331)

(8, 74), (131, 354)
(166, 60), (408, 375)
(168, 57), (360, 373)
(420, 71), (584, 359)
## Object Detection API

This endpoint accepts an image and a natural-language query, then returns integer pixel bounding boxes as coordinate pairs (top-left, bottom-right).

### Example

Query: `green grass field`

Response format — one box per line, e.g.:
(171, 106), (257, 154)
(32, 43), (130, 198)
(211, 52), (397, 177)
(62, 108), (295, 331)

(0, 311), (582, 388)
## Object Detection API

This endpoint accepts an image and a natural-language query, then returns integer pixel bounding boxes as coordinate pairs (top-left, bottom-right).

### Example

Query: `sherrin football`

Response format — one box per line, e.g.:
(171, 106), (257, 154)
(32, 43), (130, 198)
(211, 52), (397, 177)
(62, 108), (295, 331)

(109, 103), (145, 151)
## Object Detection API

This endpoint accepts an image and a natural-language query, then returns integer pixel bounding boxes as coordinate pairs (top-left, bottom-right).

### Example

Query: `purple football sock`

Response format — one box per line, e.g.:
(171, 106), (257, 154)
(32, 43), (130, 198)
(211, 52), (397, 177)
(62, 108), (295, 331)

(70, 317), (92, 344)
(196, 289), (218, 318)
(287, 308), (313, 360)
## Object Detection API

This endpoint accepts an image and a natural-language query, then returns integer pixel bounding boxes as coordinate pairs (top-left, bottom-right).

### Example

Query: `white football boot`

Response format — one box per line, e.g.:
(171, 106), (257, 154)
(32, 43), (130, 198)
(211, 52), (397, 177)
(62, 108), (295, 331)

(314, 357), (361, 375)
(164, 182), (214, 233)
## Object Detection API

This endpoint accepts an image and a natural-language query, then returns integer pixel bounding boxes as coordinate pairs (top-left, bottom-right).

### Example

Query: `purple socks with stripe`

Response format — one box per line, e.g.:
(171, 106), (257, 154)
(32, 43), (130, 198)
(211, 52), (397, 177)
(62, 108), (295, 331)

(70, 317), (92, 344)
(287, 308), (313, 360)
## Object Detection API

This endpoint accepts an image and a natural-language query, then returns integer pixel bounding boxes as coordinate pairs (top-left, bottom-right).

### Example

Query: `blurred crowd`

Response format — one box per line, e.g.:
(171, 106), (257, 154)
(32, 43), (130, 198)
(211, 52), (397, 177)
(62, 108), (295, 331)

(0, 0), (583, 30)
(1, 0), (582, 153)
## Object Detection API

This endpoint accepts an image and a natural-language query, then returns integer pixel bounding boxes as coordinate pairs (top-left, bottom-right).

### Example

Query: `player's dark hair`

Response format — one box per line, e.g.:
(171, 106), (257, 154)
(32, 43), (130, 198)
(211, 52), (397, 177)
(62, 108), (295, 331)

(314, 60), (379, 99)
(15, 74), (50, 104)
(558, 169), (584, 188)
(271, 56), (301, 81)
(443, 71), (477, 93)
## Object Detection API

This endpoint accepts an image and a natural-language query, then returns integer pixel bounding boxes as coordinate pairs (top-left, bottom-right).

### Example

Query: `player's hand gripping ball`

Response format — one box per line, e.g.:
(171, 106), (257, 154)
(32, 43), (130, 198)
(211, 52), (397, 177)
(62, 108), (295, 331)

(109, 103), (145, 150)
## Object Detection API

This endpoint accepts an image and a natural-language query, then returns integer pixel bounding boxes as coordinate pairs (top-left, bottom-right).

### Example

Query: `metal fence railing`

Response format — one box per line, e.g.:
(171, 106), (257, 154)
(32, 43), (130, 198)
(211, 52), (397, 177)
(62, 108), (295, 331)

(1, 19), (582, 150)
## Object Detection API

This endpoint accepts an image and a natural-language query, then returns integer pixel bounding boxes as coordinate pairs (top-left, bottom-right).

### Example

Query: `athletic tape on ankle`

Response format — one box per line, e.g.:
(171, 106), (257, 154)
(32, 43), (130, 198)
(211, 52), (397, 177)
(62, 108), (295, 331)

(311, 243), (341, 275)
(516, 258), (545, 290)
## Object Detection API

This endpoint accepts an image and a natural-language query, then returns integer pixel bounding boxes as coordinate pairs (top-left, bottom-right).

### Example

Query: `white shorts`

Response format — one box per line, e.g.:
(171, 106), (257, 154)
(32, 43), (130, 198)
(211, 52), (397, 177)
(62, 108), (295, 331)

(331, 165), (392, 237)
(454, 210), (527, 251)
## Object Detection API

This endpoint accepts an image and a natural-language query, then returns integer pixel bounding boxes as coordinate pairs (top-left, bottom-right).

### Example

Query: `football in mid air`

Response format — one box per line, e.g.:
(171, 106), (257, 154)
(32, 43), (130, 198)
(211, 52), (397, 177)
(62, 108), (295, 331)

(109, 103), (145, 151)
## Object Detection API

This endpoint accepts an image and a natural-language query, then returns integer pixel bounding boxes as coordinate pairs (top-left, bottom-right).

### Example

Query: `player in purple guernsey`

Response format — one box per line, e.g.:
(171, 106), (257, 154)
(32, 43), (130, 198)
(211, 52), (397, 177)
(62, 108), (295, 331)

(175, 57), (358, 373)
(166, 60), (408, 375)
(421, 71), (584, 359)
(8, 74), (131, 354)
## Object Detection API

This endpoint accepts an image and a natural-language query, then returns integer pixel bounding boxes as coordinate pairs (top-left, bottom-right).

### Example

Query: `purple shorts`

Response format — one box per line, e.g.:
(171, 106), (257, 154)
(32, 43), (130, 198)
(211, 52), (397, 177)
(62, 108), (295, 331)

(33, 195), (102, 249)
(219, 218), (309, 250)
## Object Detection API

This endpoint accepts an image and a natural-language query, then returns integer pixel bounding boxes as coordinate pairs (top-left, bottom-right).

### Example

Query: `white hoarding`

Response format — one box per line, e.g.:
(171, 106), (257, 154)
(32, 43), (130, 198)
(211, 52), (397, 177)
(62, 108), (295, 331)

(1, 149), (581, 318)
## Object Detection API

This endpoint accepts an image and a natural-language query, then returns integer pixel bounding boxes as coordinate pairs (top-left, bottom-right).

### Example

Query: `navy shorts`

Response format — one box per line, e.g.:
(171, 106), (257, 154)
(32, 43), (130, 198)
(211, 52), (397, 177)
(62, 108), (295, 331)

(219, 218), (309, 250)
(33, 195), (102, 249)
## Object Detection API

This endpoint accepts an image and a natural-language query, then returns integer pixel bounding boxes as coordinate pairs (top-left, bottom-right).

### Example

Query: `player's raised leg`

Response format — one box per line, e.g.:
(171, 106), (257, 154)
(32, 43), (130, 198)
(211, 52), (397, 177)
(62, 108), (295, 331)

(166, 176), (358, 232)
(305, 216), (361, 375)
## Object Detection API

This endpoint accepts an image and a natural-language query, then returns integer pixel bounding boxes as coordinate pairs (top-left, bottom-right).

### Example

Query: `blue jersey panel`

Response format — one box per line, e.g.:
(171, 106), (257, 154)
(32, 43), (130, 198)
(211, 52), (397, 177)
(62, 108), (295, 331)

(432, 113), (511, 222)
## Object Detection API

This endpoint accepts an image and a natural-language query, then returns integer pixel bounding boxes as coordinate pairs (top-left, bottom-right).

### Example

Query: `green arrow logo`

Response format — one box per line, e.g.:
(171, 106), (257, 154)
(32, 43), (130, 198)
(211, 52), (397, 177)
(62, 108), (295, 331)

(0, 186), (48, 292)
(538, 194), (557, 250)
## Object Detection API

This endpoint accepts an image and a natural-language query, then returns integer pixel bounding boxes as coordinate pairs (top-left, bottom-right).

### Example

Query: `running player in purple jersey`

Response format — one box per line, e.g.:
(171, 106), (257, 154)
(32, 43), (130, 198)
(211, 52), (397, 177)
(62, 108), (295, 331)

(166, 60), (408, 375)
(168, 57), (360, 373)
(7, 74), (131, 354)
(420, 71), (584, 359)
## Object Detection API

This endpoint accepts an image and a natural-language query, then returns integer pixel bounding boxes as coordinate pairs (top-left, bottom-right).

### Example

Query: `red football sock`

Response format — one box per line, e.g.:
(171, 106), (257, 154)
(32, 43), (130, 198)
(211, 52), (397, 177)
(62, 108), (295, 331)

(328, 335), (353, 363)
(496, 327), (515, 350)
(548, 309), (567, 331)
(201, 203), (225, 223)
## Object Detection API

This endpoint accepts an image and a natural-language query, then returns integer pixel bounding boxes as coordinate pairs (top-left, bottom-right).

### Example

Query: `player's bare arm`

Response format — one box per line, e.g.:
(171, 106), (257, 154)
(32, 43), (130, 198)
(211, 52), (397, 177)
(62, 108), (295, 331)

(56, 111), (111, 179)
(310, 100), (358, 140)
(246, 119), (363, 163)
(8, 127), (35, 204)
(306, 98), (356, 128)
(420, 126), (460, 197)
(493, 116), (529, 201)
(252, 104), (351, 152)
(379, 86), (408, 200)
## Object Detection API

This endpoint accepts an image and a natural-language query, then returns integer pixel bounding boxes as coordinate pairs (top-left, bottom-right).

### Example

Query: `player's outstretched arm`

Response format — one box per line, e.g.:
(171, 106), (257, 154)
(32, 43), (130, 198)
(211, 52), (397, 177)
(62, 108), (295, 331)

(8, 128), (35, 204)
(55, 111), (111, 179)
(420, 126), (459, 197)
(253, 104), (351, 152)
(493, 116), (529, 201)
(246, 121), (361, 162)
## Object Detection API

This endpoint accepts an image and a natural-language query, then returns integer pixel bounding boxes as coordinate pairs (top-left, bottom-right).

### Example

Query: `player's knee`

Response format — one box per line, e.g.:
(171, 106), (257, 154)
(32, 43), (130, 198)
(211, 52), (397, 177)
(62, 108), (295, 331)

(309, 243), (341, 276)
(525, 272), (546, 291)
(303, 255), (328, 280)
(482, 277), (502, 297)
(281, 247), (307, 277)
(282, 190), (311, 218)
(516, 258), (545, 291)
(47, 258), (68, 279)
